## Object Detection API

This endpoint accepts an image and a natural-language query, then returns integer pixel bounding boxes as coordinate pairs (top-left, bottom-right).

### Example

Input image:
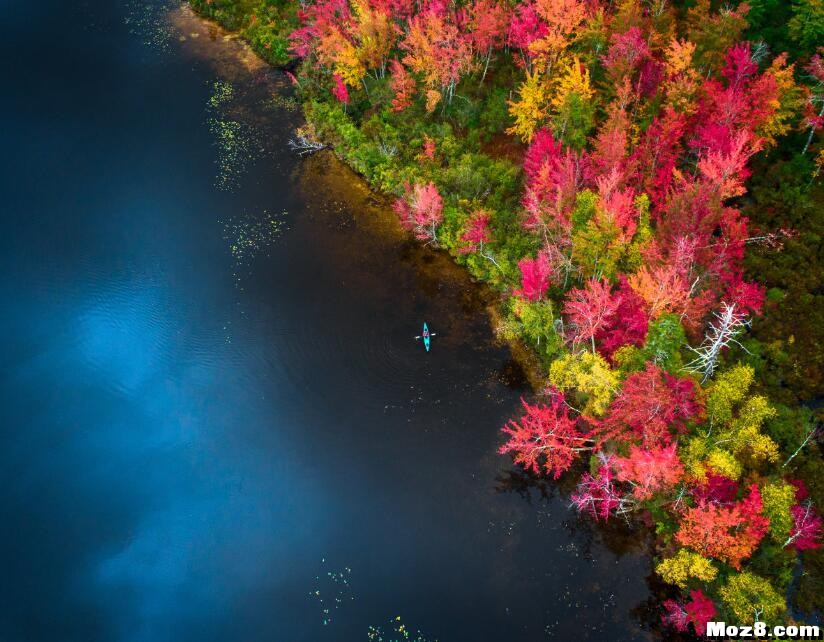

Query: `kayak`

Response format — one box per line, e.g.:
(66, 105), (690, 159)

(422, 322), (431, 352)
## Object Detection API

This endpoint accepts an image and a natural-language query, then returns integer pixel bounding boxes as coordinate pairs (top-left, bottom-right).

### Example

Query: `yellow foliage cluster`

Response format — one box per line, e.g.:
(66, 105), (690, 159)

(710, 367), (780, 467)
(551, 56), (594, 111)
(720, 571), (787, 625)
(402, 12), (473, 91)
(656, 549), (718, 589)
(760, 480), (797, 543)
(507, 71), (551, 142)
(548, 351), (618, 417)
(425, 89), (442, 114)
(316, 0), (397, 87)
(707, 365), (754, 425)
(682, 436), (742, 481)
(727, 410), (780, 468)
(351, 0), (396, 72)
(508, 55), (597, 144)
(757, 54), (805, 148)
(528, 0), (590, 72)
(684, 365), (780, 482)
(318, 30), (366, 86)
(662, 38), (701, 114)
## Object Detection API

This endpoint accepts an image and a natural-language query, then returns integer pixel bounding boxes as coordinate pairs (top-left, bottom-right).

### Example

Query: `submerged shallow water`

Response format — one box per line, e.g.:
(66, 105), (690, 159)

(0, 2), (654, 640)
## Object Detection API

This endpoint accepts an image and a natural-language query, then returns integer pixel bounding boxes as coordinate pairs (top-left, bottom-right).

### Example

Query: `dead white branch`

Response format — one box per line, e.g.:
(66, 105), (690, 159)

(684, 302), (750, 382)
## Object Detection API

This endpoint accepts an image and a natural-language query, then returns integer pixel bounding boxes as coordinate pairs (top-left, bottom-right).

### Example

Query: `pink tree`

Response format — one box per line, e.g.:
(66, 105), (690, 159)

(514, 250), (553, 301)
(570, 458), (632, 520)
(784, 502), (824, 550)
(422, 135), (436, 160)
(459, 210), (492, 253)
(507, 2), (547, 70)
(331, 73), (349, 107)
(523, 128), (563, 181)
(612, 443), (684, 501)
(563, 278), (619, 353)
(459, 210), (501, 270)
(393, 182), (444, 244)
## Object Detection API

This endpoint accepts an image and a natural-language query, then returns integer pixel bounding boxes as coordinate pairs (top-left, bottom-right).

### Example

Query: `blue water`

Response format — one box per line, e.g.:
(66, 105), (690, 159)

(0, 2), (654, 640)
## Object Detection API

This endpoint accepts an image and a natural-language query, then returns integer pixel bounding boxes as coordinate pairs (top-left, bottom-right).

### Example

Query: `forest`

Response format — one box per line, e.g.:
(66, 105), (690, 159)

(190, 0), (824, 635)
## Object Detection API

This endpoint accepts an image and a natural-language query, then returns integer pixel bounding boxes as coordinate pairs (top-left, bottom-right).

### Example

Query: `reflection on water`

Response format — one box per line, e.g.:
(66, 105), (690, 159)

(0, 1), (655, 641)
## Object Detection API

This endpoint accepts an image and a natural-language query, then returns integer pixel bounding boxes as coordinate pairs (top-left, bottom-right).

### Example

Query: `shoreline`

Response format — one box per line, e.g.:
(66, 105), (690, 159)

(173, 2), (549, 390)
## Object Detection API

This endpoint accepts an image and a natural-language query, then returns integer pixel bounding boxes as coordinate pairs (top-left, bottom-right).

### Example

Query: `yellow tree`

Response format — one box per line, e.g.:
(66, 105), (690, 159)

(752, 53), (804, 148)
(656, 549), (718, 589)
(662, 38), (701, 114)
(507, 70), (550, 142)
(351, 0), (396, 78)
(317, 27), (366, 86)
(550, 56), (596, 149)
(548, 351), (618, 417)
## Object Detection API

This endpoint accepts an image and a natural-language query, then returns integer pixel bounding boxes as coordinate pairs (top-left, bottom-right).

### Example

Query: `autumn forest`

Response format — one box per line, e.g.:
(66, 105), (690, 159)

(190, 0), (824, 635)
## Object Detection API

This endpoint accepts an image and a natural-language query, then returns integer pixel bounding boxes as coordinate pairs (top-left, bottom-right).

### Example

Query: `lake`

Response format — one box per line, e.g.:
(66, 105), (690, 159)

(0, 1), (654, 640)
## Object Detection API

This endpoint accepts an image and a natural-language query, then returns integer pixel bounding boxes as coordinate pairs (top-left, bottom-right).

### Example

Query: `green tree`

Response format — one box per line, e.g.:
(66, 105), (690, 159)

(789, 0), (824, 56)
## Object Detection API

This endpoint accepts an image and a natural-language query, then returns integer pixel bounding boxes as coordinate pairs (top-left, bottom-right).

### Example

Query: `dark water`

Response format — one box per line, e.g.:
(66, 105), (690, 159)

(0, 2), (653, 640)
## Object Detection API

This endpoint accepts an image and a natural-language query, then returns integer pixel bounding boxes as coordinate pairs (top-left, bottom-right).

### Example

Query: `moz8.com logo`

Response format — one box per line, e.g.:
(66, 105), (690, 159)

(706, 622), (821, 639)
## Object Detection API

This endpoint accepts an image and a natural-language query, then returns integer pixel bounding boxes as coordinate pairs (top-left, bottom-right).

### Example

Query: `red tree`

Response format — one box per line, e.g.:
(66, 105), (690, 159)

(663, 590), (716, 636)
(389, 59), (416, 112)
(612, 443), (684, 500)
(467, 0), (508, 83)
(661, 599), (689, 633)
(522, 141), (589, 235)
(499, 394), (593, 479)
(594, 277), (649, 360)
(685, 590), (717, 636)
(601, 27), (650, 85)
(597, 363), (702, 447)
(676, 484), (769, 569)
(692, 473), (739, 506)
(507, 2), (547, 69)
(331, 73), (349, 105)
